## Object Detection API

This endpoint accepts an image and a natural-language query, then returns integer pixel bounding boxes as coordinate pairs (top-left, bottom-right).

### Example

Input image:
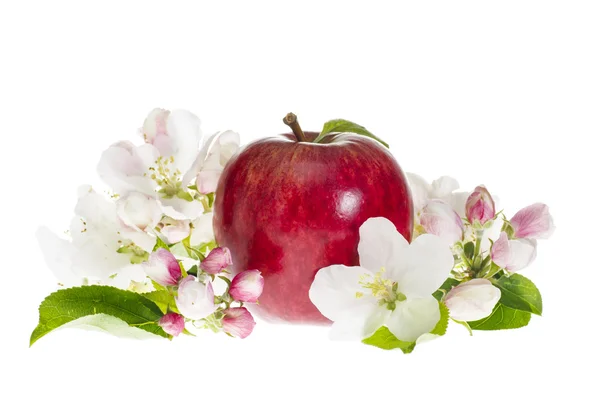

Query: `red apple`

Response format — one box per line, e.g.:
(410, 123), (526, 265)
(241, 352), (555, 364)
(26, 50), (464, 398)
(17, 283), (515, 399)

(213, 114), (413, 324)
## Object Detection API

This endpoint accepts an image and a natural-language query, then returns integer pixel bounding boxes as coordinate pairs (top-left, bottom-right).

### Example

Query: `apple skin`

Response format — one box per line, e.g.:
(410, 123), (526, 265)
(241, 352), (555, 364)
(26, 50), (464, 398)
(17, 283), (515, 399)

(213, 132), (413, 324)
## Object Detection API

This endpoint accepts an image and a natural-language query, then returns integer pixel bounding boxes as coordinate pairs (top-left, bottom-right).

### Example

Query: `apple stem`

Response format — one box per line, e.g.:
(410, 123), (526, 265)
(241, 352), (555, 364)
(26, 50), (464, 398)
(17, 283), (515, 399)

(283, 113), (308, 142)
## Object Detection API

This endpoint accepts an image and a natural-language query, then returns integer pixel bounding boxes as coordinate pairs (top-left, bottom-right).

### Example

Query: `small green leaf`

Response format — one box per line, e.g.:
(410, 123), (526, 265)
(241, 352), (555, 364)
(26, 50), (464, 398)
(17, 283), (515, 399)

(431, 302), (450, 336)
(362, 327), (416, 353)
(468, 303), (531, 331)
(314, 119), (389, 148)
(142, 291), (179, 314)
(187, 265), (198, 276)
(464, 242), (475, 260)
(30, 286), (168, 346)
(433, 278), (460, 301)
(494, 274), (543, 316)
(153, 236), (170, 252)
(362, 301), (448, 353)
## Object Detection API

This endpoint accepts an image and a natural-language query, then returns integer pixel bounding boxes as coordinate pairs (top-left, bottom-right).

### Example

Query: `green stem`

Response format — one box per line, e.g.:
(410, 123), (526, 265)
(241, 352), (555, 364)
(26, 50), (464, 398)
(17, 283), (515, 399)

(131, 321), (157, 327)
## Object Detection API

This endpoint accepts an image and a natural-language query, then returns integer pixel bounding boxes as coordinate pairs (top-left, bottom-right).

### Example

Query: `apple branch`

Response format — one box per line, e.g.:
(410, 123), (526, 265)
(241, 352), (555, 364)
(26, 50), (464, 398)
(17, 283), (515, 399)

(283, 112), (307, 142)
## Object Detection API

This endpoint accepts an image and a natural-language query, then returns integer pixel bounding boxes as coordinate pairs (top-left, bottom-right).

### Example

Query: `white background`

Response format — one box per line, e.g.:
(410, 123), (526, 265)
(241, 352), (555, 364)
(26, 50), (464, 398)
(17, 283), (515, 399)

(2, 1), (599, 399)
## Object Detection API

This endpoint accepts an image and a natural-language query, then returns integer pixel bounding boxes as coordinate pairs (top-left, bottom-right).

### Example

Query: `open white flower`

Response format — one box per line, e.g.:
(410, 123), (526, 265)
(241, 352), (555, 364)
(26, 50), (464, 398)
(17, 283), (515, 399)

(407, 173), (468, 217)
(98, 109), (239, 220)
(309, 217), (454, 342)
(36, 186), (150, 288)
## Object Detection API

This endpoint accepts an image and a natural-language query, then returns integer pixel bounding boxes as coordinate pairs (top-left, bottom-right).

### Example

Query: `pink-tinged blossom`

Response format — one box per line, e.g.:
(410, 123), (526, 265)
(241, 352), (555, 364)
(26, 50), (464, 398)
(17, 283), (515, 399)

(175, 276), (217, 320)
(143, 249), (182, 286)
(200, 247), (232, 274)
(465, 186), (495, 225)
(158, 313), (185, 336)
(141, 108), (170, 146)
(160, 217), (191, 244)
(419, 200), (464, 246)
(444, 279), (501, 321)
(229, 270), (264, 303)
(509, 203), (555, 240)
(221, 307), (256, 339)
(491, 232), (537, 272)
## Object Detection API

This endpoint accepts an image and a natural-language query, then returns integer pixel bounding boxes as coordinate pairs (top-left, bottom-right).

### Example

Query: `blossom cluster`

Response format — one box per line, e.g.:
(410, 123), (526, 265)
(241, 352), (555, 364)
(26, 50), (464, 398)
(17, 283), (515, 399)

(309, 174), (554, 349)
(36, 109), (263, 339)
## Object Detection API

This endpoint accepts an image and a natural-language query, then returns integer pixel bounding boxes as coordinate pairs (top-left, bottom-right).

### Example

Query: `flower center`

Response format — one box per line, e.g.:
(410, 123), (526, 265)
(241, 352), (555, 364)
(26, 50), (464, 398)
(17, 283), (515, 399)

(356, 267), (406, 310)
(148, 156), (183, 196)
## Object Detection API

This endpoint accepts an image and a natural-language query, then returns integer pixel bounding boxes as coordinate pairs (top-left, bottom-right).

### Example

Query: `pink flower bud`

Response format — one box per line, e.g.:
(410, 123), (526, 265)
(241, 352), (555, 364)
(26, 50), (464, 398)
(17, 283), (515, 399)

(419, 200), (464, 246)
(509, 203), (555, 239)
(444, 279), (501, 321)
(158, 313), (185, 337)
(175, 276), (217, 320)
(200, 247), (233, 274)
(229, 270), (264, 303)
(222, 307), (256, 339)
(143, 249), (182, 286)
(465, 186), (495, 225)
(491, 232), (537, 272)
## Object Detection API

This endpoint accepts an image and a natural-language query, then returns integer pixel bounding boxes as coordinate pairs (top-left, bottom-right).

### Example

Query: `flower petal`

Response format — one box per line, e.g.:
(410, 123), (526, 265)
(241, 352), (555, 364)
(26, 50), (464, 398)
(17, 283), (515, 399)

(510, 203), (555, 239)
(36, 227), (82, 287)
(418, 200), (464, 246)
(190, 212), (215, 246)
(406, 172), (431, 211)
(165, 109), (202, 175)
(389, 234), (454, 298)
(430, 176), (459, 198)
(357, 217), (409, 274)
(444, 279), (501, 321)
(387, 296), (440, 342)
(506, 239), (537, 272)
(309, 265), (375, 321)
(329, 301), (382, 341)
(491, 232), (511, 269)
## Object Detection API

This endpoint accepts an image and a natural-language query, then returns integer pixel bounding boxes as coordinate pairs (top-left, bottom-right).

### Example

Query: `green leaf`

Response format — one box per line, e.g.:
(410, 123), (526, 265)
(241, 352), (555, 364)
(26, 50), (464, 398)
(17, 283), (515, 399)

(30, 286), (168, 346)
(314, 119), (389, 148)
(464, 241), (475, 260)
(431, 302), (450, 336)
(153, 236), (170, 252)
(433, 278), (460, 301)
(468, 303), (531, 331)
(142, 290), (179, 314)
(187, 265), (198, 276)
(362, 301), (448, 353)
(494, 274), (543, 316)
(362, 326), (416, 353)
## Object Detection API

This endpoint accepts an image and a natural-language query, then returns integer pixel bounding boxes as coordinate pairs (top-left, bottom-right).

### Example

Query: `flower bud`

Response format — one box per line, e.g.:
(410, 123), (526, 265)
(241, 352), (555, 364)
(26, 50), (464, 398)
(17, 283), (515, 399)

(143, 249), (182, 286)
(509, 203), (555, 240)
(158, 313), (185, 337)
(491, 232), (537, 272)
(418, 200), (464, 246)
(200, 247), (232, 274)
(465, 186), (495, 225)
(175, 276), (217, 320)
(221, 307), (256, 339)
(229, 270), (264, 303)
(444, 279), (501, 321)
